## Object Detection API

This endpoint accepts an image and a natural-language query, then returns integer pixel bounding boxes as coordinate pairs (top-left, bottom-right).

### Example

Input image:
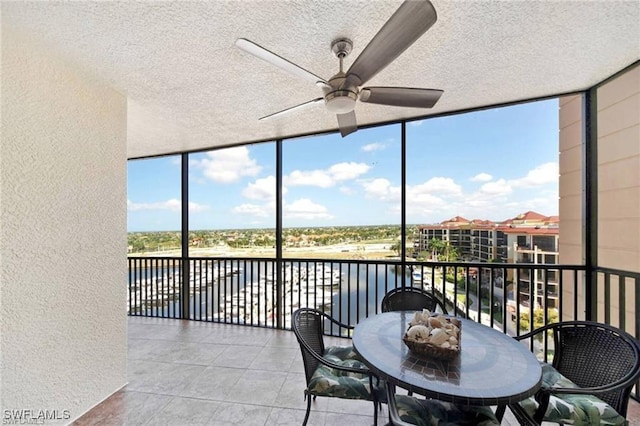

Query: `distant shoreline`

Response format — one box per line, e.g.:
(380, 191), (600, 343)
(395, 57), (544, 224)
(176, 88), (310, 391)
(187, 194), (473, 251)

(129, 242), (398, 260)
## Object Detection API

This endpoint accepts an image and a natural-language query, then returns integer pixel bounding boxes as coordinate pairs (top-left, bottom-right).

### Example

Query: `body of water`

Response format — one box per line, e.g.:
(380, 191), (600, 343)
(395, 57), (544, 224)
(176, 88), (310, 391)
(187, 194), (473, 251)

(128, 259), (419, 327)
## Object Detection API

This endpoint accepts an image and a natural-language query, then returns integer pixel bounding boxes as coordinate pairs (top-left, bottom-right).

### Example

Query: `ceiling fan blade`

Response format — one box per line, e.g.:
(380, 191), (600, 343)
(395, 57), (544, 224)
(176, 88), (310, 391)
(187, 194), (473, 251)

(236, 38), (329, 86)
(337, 111), (357, 137)
(360, 87), (443, 108)
(259, 98), (324, 121)
(344, 0), (437, 88)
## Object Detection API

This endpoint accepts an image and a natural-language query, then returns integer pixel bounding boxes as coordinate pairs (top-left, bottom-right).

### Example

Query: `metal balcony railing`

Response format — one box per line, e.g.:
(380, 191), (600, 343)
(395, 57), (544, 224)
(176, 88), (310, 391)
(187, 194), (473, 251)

(127, 257), (639, 341)
(127, 256), (640, 399)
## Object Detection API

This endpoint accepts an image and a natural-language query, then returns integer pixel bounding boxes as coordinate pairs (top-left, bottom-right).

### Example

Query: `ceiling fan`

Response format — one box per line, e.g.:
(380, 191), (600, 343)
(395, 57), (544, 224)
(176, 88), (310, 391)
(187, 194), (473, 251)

(235, 0), (443, 137)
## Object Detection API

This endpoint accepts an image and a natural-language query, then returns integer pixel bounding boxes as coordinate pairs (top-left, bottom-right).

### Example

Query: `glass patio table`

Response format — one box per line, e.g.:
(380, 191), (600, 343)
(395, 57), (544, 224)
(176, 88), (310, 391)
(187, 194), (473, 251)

(352, 311), (542, 410)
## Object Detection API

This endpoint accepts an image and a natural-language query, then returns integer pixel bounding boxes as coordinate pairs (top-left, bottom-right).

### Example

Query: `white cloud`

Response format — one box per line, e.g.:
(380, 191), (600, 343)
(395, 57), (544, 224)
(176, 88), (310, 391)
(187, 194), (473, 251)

(362, 178), (400, 202)
(361, 142), (386, 152)
(510, 162), (558, 188)
(328, 162), (371, 181)
(470, 173), (493, 182)
(192, 147), (261, 183)
(339, 186), (354, 195)
(242, 176), (286, 201)
(405, 180), (455, 217)
(480, 178), (512, 195)
(127, 198), (180, 212)
(188, 202), (209, 213)
(503, 190), (559, 215)
(232, 203), (270, 218)
(359, 176), (461, 224)
(284, 198), (333, 220)
(286, 170), (334, 188)
(412, 177), (462, 195)
(363, 176), (461, 205)
(409, 120), (424, 127)
(285, 162), (370, 188)
(127, 199), (208, 213)
(406, 191), (447, 211)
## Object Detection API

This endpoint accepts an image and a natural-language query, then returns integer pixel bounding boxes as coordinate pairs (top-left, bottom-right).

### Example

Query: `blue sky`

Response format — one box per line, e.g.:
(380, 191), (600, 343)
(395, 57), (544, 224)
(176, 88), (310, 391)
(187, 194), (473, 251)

(127, 98), (559, 232)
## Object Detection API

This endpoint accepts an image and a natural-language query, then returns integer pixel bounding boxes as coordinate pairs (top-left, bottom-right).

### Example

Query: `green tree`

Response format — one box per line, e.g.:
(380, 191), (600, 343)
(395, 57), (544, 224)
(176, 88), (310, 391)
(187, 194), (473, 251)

(428, 238), (459, 262)
(415, 251), (430, 261)
(390, 242), (401, 256)
(519, 308), (559, 333)
(428, 238), (445, 260)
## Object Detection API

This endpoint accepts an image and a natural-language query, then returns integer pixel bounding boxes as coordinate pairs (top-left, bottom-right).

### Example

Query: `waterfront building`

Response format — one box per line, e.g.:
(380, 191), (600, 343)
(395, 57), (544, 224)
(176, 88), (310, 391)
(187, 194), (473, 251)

(417, 212), (561, 310)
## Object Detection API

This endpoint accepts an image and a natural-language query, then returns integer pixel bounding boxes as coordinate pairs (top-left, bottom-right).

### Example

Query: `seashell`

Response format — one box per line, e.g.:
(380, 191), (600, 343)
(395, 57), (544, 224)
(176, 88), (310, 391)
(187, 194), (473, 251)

(406, 325), (430, 341)
(410, 312), (421, 326)
(441, 341), (451, 348)
(450, 318), (461, 327)
(430, 327), (443, 336)
(448, 335), (458, 344)
(441, 321), (454, 330)
(409, 312), (421, 326)
(427, 316), (442, 328)
(429, 328), (449, 345)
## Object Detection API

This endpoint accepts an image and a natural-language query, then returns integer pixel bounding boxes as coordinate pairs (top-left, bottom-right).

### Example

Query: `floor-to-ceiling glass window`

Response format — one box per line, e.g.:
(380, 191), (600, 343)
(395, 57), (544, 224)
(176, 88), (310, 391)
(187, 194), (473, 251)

(127, 155), (182, 253)
(188, 143), (276, 322)
(127, 155), (182, 317)
(406, 99), (559, 330)
(188, 143), (276, 257)
(125, 100), (563, 327)
(281, 125), (401, 258)
(282, 124), (401, 322)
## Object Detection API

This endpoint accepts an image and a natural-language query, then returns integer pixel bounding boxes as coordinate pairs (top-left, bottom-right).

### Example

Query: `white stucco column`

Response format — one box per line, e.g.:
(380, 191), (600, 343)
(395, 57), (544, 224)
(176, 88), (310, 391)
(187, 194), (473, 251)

(1, 27), (128, 423)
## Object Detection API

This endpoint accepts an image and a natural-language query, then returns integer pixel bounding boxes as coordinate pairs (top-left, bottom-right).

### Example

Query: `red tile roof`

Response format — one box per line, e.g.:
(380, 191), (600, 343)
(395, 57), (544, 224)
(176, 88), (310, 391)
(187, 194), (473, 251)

(418, 211), (558, 232)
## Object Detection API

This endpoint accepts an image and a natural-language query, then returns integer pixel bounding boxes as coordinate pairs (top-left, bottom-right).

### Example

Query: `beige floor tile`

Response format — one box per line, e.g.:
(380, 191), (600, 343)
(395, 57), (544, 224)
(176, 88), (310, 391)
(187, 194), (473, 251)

(73, 317), (640, 426)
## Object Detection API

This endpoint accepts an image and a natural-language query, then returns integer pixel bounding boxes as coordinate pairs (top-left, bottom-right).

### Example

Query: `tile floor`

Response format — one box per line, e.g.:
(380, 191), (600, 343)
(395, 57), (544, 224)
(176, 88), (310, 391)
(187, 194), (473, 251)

(74, 316), (640, 425)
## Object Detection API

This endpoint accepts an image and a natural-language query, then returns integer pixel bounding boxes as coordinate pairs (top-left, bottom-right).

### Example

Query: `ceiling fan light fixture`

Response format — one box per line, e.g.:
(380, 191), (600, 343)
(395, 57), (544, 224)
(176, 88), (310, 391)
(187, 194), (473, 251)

(237, 0), (441, 136)
(325, 90), (358, 114)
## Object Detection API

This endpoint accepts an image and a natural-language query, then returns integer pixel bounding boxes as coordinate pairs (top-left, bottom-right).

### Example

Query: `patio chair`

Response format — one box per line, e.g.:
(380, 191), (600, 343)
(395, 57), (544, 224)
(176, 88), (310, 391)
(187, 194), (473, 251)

(508, 321), (640, 425)
(381, 287), (448, 315)
(292, 308), (382, 426)
(385, 383), (500, 426)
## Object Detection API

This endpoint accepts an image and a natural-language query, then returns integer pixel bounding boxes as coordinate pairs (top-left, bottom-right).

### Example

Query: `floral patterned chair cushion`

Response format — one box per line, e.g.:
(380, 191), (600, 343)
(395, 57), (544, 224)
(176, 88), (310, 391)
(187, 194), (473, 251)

(307, 346), (375, 400)
(324, 345), (361, 361)
(393, 394), (499, 426)
(517, 362), (627, 425)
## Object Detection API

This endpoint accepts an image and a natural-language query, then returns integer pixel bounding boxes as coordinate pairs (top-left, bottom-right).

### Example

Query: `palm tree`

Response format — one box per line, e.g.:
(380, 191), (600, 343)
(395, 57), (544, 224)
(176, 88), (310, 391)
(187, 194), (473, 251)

(428, 238), (445, 260)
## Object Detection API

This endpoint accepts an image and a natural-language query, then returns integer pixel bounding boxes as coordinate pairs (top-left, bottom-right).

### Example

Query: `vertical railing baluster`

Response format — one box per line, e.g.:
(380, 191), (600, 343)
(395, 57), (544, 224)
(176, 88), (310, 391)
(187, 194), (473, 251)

(515, 268), (521, 339)
(574, 269), (579, 321)
(619, 273), (627, 330)
(489, 267), (494, 327)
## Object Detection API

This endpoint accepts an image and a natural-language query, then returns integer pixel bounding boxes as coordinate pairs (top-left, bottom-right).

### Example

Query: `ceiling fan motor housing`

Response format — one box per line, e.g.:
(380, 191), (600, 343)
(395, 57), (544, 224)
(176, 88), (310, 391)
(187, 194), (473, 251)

(236, 0), (442, 136)
(325, 89), (358, 114)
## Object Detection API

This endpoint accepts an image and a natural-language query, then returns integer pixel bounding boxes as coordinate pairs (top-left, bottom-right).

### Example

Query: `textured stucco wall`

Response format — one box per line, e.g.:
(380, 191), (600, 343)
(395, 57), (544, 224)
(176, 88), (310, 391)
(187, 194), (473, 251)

(596, 65), (639, 330)
(558, 95), (585, 320)
(558, 65), (640, 326)
(1, 27), (127, 423)
(596, 65), (640, 274)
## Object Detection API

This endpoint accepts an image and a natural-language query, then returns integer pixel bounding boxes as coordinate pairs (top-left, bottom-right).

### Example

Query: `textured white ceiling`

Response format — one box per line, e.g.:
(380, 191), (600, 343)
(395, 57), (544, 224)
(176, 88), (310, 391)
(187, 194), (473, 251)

(2, 1), (639, 159)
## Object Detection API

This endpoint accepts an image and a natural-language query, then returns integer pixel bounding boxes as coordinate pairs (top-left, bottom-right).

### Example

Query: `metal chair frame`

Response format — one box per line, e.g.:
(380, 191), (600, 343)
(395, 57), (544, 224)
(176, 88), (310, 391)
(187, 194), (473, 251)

(509, 320), (640, 425)
(381, 286), (448, 314)
(292, 308), (381, 426)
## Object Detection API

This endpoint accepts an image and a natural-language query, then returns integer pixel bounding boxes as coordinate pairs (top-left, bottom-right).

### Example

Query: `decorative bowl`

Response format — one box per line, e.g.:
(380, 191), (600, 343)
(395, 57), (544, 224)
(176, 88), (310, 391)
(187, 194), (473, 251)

(402, 311), (461, 360)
